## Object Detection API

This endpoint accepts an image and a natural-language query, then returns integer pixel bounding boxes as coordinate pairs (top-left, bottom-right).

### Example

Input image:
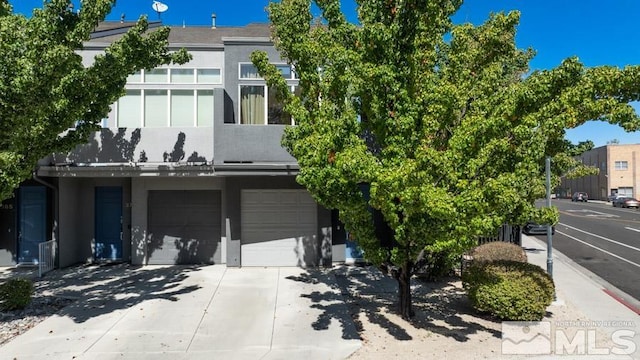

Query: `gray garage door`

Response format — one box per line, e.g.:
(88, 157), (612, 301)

(148, 190), (221, 265)
(241, 189), (317, 266)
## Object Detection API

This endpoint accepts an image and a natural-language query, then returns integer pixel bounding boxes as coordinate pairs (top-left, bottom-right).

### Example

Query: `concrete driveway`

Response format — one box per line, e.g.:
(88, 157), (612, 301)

(0, 265), (361, 359)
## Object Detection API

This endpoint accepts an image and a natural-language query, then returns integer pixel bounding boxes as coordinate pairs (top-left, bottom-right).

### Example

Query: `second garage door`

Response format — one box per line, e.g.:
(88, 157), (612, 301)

(241, 189), (317, 266)
(147, 190), (221, 265)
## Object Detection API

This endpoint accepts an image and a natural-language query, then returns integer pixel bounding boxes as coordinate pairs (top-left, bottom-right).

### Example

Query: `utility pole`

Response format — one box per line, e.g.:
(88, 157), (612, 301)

(546, 157), (553, 279)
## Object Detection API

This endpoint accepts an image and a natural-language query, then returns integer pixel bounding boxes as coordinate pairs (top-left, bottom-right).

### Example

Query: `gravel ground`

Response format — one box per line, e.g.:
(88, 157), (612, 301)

(340, 268), (618, 360)
(0, 289), (74, 346)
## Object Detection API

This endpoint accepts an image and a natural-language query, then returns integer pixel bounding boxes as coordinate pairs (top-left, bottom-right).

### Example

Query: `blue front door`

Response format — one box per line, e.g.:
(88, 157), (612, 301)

(18, 186), (47, 264)
(95, 187), (123, 260)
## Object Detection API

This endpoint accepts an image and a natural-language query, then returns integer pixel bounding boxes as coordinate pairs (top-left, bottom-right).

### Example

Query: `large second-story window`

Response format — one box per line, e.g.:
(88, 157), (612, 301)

(145, 90), (168, 127)
(238, 63), (297, 125)
(197, 90), (214, 126)
(115, 68), (221, 128)
(240, 85), (297, 125)
(118, 90), (141, 127)
(240, 86), (264, 124)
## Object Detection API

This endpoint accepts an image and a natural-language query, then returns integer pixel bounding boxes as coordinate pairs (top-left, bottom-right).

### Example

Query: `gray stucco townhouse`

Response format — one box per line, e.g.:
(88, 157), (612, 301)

(0, 21), (347, 268)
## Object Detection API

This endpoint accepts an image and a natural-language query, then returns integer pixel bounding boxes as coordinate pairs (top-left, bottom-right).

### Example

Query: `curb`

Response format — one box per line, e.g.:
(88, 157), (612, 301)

(524, 234), (640, 316)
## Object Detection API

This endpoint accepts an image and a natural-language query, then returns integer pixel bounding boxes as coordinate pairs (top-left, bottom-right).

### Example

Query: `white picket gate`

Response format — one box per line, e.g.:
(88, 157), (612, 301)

(38, 240), (56, 277)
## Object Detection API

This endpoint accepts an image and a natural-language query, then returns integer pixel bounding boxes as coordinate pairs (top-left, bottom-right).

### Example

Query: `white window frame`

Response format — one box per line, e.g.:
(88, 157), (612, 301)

(196, 69), (222, 84)
(125, 68), (223, 85)
(170, 68), (196, 84)
(115, 87), (218, 128)
(144, 68), (169, 83)
(113, 67), (222, 128)
(144, 89), (169, 127)
(238, 85), (298, 125)
(170, 89), (197, 127)
(116, 89), (143, 128)
(618, 187), (634, 197)
(614, 161), (629, 170)
(238, 62), (297, 80)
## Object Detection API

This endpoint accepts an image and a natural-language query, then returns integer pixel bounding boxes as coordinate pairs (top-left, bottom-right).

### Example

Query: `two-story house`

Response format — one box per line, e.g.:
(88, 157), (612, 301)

(0, 21), (346, 268)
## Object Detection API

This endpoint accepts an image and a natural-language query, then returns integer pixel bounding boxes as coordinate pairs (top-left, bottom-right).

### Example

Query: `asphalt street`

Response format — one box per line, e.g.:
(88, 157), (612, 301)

(531, 199), (640, 304)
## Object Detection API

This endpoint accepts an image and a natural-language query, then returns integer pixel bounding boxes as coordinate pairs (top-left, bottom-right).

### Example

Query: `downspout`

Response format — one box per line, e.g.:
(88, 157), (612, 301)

(32, 168), (59, 266)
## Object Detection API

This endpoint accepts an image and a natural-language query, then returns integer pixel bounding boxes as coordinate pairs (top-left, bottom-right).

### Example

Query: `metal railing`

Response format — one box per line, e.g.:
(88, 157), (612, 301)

(477, 224), (522, 246)
(38, 240), (56, 277)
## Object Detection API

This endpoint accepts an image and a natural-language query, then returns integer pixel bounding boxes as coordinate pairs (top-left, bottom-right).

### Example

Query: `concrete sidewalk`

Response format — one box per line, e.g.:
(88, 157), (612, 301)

(522, 234), (640, 359)
(0, 265), (360, 360)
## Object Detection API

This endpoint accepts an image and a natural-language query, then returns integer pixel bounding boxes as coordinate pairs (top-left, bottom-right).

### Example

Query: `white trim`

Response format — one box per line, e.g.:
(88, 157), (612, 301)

(193, 89), (198, 127)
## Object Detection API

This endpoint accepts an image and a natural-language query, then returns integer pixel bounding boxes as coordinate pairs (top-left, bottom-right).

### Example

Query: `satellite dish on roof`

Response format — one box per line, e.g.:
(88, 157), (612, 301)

(152, 1), (168, 19)
(152, 1), (168, 12)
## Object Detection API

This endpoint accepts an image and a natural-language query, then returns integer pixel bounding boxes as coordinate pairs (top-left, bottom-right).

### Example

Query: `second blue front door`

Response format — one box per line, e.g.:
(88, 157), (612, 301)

(95, 187), (123, 260)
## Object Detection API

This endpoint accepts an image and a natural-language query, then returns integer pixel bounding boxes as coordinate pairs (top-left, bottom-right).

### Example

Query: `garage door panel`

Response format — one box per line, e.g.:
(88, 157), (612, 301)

(148, 190), (221, 265)
(187, 210), (220, 224)
(148, 235), (216, 265)
(241, 237), (318, 267)
(241, 189), (318, 267)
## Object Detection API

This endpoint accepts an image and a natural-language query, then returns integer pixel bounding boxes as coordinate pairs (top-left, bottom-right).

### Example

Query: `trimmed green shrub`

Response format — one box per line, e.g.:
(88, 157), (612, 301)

(415, 248), (458, 282)
(0, 277), (34, 311)
(462, 260), (554, 321)
(469, 242), (527, 265)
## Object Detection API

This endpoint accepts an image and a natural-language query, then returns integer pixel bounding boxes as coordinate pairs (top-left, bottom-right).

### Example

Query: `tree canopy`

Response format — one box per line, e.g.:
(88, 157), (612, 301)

(0, 0), (189, 200)
(564, 140), (595, 156)
(254, 0), (640, 318)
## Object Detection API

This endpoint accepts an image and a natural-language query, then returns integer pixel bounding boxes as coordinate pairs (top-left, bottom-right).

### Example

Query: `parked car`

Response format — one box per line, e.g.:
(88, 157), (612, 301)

(607, 194), (623, 202)
(612, 197), (640, 209)
(572, 192), (588, 202)
(522, 222), (555, 235)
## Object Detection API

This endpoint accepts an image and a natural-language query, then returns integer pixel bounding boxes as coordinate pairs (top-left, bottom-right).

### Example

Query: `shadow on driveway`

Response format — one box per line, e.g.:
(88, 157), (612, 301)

(29, 263), (202, 324)
(286, 265), (502, 343)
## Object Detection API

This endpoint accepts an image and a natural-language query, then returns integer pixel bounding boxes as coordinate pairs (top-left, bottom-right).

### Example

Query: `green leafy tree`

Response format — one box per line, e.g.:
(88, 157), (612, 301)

(252, 0), (640, 319)
(0, 0), (190, 200)
(564, 140), (595, 156)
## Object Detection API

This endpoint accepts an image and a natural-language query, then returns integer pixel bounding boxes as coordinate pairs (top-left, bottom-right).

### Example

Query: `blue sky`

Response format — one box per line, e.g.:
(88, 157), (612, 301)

(9, 0), (640, 147)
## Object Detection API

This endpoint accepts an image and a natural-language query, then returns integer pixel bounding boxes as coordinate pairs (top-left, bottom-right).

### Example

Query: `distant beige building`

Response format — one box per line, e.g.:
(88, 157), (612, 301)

(560, 144), (640, 200)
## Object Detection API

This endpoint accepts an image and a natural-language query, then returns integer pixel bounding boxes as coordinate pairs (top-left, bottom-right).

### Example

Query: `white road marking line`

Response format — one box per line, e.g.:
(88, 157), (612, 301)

(559, 223), (640, 253)
(556, 230), (640, 269)
(566, 209), (619, 218)
(625, 227), (640, 233)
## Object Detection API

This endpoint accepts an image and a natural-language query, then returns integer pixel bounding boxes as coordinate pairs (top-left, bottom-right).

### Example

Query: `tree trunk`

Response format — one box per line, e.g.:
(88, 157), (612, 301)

(396, 261), (414, 320)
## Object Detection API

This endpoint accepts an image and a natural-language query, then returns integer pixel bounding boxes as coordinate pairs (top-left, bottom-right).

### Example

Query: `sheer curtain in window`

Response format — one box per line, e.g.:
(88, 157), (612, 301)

(240, 86), (264, 124)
